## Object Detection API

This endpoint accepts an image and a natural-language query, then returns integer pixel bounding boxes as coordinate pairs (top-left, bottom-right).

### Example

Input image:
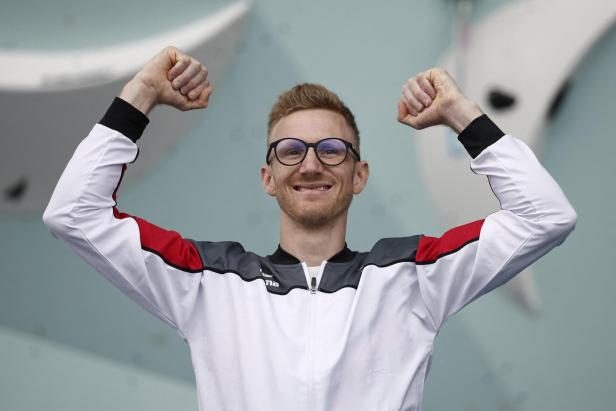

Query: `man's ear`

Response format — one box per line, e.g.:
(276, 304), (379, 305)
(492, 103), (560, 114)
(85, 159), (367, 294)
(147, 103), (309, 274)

(352, 160), (369, 195)
(260, 165), (277, 197)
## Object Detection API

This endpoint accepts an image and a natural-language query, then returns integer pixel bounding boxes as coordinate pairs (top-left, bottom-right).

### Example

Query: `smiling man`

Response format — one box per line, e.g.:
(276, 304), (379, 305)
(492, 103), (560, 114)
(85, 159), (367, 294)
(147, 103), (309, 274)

(43, 47), (577, 411)
(262, 95), (369, 267)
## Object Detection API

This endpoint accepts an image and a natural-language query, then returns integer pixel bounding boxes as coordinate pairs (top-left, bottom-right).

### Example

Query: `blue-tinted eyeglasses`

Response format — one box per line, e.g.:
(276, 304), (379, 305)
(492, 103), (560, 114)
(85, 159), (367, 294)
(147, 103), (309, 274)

(266, 138), (361, 166)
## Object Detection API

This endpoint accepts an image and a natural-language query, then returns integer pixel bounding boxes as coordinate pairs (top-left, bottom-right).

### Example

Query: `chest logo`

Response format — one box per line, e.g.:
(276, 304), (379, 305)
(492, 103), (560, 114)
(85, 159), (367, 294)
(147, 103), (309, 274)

(260, 268), (279, 288)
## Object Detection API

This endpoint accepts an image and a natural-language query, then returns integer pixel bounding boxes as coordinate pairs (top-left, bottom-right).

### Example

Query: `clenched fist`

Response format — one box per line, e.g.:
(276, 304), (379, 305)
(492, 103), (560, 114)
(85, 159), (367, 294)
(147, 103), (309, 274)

(397, 68), (482, 133)
(120, 46), (213, 115)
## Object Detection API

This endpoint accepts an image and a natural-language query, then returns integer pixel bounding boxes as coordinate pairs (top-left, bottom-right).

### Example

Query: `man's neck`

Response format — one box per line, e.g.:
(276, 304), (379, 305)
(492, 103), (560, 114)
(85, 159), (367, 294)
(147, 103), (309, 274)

(279, 212), (348, 267)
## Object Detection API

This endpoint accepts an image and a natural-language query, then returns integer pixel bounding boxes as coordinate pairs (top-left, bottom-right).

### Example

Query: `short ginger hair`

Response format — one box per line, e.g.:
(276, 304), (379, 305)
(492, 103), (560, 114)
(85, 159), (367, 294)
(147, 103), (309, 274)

(267, 83), (360, 148)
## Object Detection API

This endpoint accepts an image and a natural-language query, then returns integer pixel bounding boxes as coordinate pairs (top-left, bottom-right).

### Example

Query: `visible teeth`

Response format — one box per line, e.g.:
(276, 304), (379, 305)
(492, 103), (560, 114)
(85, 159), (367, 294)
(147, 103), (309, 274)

(297, 186), (329, 191)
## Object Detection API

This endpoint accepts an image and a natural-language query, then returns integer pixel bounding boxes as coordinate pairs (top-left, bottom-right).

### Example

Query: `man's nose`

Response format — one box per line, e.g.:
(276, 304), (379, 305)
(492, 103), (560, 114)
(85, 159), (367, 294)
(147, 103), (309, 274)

(299, 147), (323, 173)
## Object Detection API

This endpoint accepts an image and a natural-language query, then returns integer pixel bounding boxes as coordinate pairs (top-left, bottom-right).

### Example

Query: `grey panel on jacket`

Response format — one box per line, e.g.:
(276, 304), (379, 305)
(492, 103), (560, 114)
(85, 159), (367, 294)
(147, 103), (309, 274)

(189, 240), (308, 295)
(319, 236), (421, 293)
(190, 236), (421, 295)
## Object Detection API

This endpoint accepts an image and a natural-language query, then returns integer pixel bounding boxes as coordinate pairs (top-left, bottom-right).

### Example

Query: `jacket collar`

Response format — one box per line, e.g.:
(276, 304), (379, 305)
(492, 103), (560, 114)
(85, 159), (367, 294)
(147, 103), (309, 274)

(268, 243), (356, 265)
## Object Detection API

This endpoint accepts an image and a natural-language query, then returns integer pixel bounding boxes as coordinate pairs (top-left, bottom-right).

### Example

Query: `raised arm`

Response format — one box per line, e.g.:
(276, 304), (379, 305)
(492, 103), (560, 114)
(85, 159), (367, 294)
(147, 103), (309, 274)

(42, 47), (212, 335)
(398, 68), (577, 329)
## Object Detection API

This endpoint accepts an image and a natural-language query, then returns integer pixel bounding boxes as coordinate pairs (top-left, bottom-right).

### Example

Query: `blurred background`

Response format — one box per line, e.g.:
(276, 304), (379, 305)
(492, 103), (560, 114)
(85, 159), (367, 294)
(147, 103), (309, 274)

(1, 0), (614, 410)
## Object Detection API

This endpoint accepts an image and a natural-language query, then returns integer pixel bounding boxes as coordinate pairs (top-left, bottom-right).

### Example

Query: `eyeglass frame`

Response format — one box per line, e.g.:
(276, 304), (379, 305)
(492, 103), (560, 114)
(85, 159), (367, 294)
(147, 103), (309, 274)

(266, 137), (361, 166)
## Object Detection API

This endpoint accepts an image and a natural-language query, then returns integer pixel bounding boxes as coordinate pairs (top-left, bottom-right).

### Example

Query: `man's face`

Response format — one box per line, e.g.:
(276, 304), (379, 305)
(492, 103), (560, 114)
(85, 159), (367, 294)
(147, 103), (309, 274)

(261, 109), (369, 228)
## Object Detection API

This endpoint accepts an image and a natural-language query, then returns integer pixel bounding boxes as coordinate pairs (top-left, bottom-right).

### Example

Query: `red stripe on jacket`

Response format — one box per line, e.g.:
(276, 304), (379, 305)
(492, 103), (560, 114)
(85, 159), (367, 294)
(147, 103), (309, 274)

(416, 219), (485, 264)
(112, 165), (203, 272)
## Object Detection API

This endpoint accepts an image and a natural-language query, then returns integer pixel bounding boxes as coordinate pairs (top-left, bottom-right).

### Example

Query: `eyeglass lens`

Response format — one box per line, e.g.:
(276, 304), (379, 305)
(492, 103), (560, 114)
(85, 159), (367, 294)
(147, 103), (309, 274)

(276, 138), (348, 165)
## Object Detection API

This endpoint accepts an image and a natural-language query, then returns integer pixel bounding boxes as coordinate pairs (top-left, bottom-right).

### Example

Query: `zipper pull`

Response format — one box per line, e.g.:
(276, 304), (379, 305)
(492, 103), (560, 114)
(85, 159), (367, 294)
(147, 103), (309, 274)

(310, 276), (317, 294)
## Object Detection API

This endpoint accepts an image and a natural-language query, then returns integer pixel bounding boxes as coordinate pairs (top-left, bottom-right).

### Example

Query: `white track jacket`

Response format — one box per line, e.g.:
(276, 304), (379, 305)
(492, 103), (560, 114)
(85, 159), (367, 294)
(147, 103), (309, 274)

(43, 98), (577, 411)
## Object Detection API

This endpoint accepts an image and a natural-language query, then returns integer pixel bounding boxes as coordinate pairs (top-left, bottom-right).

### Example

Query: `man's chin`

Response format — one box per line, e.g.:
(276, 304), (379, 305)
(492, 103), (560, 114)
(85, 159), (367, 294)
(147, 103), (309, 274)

(294, 212), (334, 228)
(283, 202), (351, 229)
(276, 191), (353, 228)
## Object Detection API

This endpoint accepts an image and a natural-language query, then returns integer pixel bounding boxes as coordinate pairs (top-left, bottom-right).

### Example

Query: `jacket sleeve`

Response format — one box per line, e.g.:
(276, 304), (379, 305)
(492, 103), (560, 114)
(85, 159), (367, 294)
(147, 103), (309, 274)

(42, 98), (204, 336)
(415, 115), (577, 330)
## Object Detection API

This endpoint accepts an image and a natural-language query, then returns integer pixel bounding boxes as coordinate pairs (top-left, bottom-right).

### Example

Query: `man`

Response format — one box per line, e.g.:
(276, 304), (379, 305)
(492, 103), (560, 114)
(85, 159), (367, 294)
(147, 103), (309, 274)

(43, 47), (576, 410)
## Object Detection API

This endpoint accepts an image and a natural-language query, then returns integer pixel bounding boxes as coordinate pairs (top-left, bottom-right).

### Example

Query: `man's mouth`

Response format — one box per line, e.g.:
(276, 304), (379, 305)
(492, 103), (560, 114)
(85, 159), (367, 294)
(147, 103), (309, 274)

(293, 184), (333, 192)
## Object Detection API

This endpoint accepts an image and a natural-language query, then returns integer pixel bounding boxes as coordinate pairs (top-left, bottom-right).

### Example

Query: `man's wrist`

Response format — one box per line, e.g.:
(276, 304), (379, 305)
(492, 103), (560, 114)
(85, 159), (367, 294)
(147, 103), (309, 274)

(457, 114), (505, 158)
(119, 78), (158, 116)
(444, 97), (483, 134)
(100, 97), (150, 143)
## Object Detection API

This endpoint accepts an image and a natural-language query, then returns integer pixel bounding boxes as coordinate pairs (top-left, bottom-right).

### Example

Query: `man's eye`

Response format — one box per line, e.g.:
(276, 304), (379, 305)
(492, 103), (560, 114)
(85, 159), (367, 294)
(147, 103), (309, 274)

(320, 148), (340, 156)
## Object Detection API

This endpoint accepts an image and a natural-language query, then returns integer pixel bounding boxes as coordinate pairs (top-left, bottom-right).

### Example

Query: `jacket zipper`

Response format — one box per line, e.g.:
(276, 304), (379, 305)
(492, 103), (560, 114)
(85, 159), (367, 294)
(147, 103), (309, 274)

(303, 262), (325, 411)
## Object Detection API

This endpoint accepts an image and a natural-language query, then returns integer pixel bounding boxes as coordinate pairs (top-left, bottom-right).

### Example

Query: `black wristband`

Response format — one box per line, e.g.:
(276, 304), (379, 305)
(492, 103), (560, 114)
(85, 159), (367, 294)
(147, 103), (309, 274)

(99, 97), (150, 143)
(457, 114), (505, 158)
